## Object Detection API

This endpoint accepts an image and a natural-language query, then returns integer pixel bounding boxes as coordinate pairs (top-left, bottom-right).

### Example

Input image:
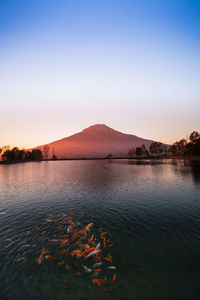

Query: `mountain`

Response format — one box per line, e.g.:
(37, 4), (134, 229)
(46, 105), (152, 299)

(33, 124), (155, 159)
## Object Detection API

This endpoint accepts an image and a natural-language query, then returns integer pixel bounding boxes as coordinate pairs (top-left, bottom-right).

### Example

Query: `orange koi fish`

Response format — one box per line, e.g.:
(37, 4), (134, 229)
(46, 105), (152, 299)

(48, 239), (59, 243)
(42, 251), (49, 255)
(94, 257), (101, 262)
(17, 257), (26, 261)
(103, 255), (112, 263)
(92, 278), (107, 287)
(112, 273), (116, 282)
(75, 271), (81, 276)
(45, 255), (56, 260)
(88, 234), (94, 241)
(100, 232), (108, 237)
(79, 247), (95, 257)
(94, 269), (102, 272)
(85, 223), (94, 231)
(37, 248), (45, 264)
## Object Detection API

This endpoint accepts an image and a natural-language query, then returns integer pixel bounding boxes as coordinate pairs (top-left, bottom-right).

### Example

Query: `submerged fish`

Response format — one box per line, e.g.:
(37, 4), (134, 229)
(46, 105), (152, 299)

(79, 247), (95, 257)
(93, 262), (103, 268)
(85, 249), (98, 259)
(107, 266), (116, 270)
(82, 265), (92, 273)
(17, 257), (26, 262)
(48, 239), (59, 243)
(95, 243), (101, 249)
(92, 278), (107, 287)
(85, 223), (94, 231)
(37, 248), (45, 264)
(112, 273), (116, 282)
(103, 255), (112, 263)
(45, 255), (56, 260)
(100, 232), (108, 237)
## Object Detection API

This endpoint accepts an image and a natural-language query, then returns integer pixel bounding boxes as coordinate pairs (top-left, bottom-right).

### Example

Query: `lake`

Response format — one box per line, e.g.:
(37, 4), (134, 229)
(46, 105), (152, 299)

(0, 159), (200, 300)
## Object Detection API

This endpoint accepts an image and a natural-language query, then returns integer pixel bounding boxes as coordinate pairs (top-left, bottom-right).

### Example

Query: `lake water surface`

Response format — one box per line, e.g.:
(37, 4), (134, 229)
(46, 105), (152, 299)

(0, 159), (200, 300)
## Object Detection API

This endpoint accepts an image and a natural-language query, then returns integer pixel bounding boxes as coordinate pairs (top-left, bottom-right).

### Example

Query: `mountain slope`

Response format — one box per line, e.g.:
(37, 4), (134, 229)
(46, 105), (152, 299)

(33, 124), (155, 158)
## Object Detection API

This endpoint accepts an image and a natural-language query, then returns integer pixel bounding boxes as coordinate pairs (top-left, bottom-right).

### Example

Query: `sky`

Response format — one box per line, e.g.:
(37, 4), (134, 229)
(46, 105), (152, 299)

(0, 0), (200, 148)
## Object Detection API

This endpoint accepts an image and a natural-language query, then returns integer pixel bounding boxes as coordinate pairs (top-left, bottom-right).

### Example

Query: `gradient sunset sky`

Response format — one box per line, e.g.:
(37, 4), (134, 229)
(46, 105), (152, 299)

(0, 0), (200, 148)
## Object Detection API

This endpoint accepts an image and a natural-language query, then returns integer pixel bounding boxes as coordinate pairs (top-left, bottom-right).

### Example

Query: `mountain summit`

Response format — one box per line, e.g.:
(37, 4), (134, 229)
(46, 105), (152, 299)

(34, 124), (154, 159)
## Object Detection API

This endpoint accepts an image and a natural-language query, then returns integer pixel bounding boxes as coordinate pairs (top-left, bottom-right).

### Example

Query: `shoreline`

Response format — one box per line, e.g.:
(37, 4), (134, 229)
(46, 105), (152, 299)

(1, 156), (200, 165)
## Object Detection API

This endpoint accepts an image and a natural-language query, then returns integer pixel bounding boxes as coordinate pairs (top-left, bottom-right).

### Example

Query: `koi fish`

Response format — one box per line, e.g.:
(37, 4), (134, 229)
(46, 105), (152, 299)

(67, 225), (73, 233)
(102, 237), (107, 248)
(112, 273), (116, 282)
(103, 255), (112, 263)
(92, 278), (107, 287)
(60, 238), (68, 246)
(82, 265), (92, 273)
(95, 243), (101, 249)
(75, 271), (81, 276)
(85, 222), (94, 231)
(107, 266), (116, 270)
(48, 239), (59, 243)
(94, 257), (101, 262)
(85, 249), (98, 259)
(79, 247), (95, 257)
(17, 257), (26, 261)
(45, 255), (56, 260)
(94, 269), (101, 272)
(100, 232), (108, 237)
(93, 262), (103, 268)
(88, 234), (94, 241)
(37, 248), (45, 264)
(42, 251), (49, 255)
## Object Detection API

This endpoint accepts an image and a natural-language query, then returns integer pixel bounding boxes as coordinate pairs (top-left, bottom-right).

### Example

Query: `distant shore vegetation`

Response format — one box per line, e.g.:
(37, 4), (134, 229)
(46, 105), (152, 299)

(128, 131), (200, 158)
(0, 147), (43, 162)
(0, 131), (200, 163)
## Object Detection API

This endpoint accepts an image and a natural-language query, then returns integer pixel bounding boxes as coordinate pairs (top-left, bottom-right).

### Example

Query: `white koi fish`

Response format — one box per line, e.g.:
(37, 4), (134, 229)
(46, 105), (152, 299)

(107, 266), (116, 270)
(95, 243), (101, 249)
(82, 265), (92, 273)
(85, 249), (98, 259)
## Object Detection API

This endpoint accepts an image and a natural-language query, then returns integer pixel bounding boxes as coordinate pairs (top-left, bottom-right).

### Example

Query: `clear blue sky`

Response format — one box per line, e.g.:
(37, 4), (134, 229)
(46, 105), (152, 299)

(0, 0), (200, 148)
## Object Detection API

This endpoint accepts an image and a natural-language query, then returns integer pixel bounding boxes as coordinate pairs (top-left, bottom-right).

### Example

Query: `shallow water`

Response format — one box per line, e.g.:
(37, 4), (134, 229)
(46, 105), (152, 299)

(0, 159), (200, 300)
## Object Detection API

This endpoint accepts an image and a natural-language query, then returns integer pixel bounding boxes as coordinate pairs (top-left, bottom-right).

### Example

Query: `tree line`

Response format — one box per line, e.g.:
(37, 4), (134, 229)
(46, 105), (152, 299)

(128, 131), (200, 157)
(0, 146), (43, 162)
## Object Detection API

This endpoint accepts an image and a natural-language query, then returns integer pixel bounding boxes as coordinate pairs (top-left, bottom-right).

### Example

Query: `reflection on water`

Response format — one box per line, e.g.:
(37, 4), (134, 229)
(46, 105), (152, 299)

(0, 159), (200, 300)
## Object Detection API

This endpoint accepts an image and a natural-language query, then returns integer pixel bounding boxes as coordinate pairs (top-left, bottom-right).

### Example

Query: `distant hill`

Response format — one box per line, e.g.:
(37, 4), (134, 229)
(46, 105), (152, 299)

(31, 124), (155, 159)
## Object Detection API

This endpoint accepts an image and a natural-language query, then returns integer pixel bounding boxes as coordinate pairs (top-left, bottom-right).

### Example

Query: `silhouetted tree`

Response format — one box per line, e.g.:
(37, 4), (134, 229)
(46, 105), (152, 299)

(141, 144), (149, 156)
(135, 147), (143, 156)
(1, 146), (43, 162)
(168, 143), (178, 155)
(150, 142), (166, 155)
(189, 131), (200, 143)
(30, 149), (43, 161)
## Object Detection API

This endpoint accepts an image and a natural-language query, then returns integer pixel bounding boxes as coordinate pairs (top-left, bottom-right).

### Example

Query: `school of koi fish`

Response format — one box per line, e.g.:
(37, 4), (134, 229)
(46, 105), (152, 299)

(17, 212), (117, 291)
